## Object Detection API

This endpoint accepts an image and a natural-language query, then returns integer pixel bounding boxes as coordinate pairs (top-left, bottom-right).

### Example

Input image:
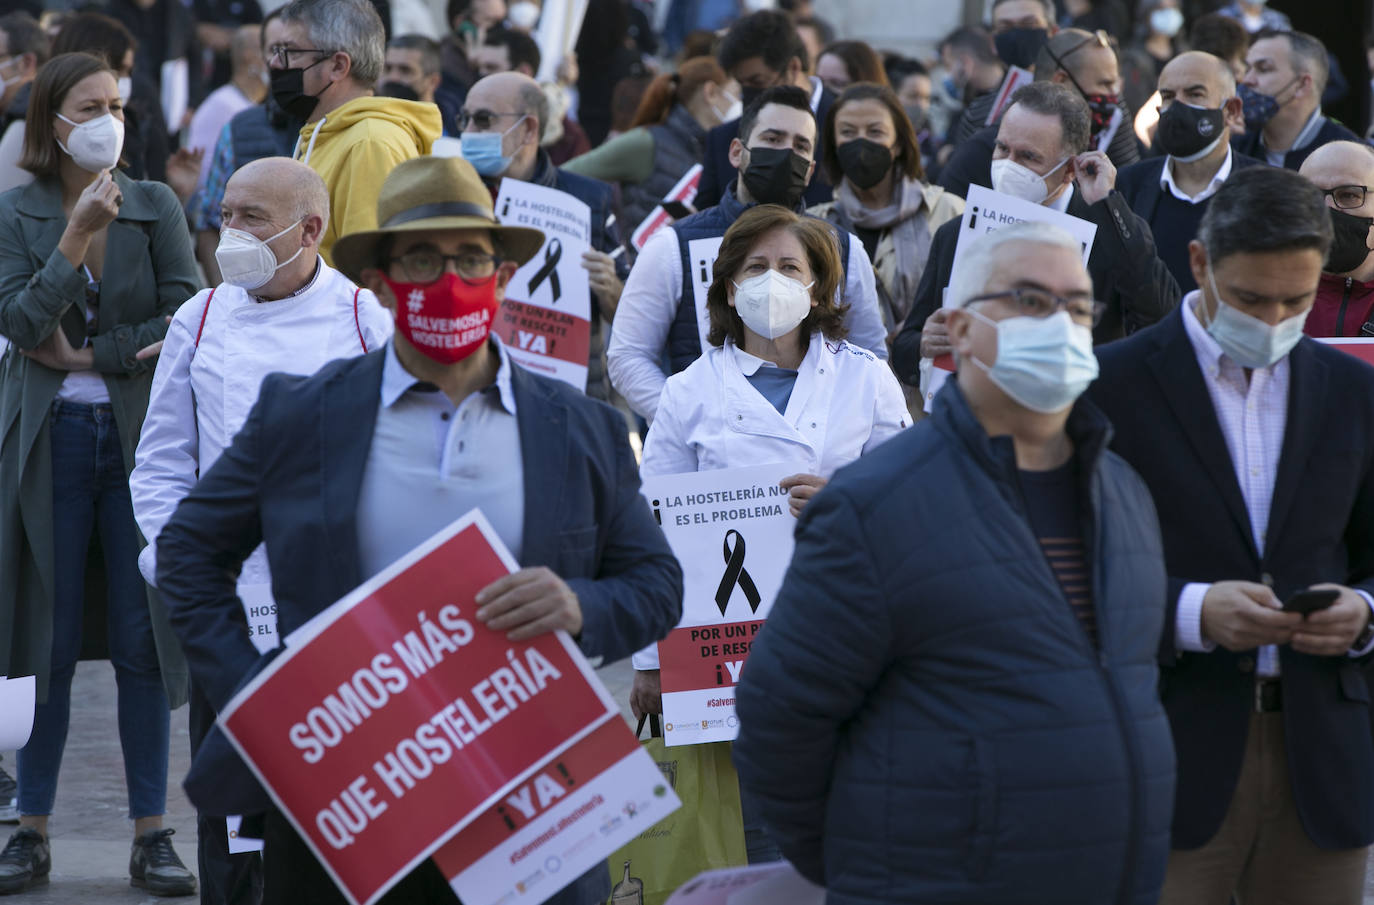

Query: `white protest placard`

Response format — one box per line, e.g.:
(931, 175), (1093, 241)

(924, 185), (1100, 412)
(640, 466), (796, 747)
(631, 164), (703, 252)
(665, 862), (825, 905)
(686, 237), (723, 355)
(0, 675), (35, 750)
(493, 180), (593, 390)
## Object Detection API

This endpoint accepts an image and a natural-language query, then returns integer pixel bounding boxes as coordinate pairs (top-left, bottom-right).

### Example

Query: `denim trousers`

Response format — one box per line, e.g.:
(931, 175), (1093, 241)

(17, 401), (169, 819)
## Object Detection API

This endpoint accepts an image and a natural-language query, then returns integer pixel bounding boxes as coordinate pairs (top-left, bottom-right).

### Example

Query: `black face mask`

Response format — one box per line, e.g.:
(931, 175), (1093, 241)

(377, 80), (419, 102)
(1326, 208), (1374, 274)
(740, 146), (811, 209)
(740, 71), (785, 110)
(994, 27), (1048, 70)
(1155, 102), (1225, 160)
(270, 61), (330, 122)
(836, 138), (893, 190)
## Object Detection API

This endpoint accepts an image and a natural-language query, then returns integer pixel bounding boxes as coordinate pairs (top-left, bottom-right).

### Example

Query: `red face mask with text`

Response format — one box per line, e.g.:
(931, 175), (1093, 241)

(385, 272), (499, 364)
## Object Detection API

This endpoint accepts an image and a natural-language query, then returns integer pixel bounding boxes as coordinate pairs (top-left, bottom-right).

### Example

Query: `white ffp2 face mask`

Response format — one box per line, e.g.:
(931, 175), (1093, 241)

(215, 219), (305, 290)
(968, 308), (1099, 413)
(732, 269), (814, 340)
(56, 112), (125, 173)
(990, 156), (1068, 205)
(1204, 264), (1308, 368)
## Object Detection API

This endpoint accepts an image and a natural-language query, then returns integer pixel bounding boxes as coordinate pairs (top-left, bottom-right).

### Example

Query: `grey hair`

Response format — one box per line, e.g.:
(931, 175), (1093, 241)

(1256, 28), (1330, 96)
(1196, 165), (1332, 265)
(517, 79), (549, 138)
(1006, 81), (1092, 156)
(948, 222), (1083, 308)
(280, 0), (385, 86)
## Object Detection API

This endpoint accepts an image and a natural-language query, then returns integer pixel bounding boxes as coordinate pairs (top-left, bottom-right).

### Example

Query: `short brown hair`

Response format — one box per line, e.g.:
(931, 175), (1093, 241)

(822, 82), (924, 185)
(707, 205), (848, 347)
(20, 52), (115, 180)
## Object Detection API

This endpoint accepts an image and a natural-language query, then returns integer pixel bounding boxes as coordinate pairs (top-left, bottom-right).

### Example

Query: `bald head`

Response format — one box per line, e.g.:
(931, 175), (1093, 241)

(230, 24), (262, 75)
(1301, 141), (1374, 215)
(1159, 51), (1235, 105)
(227, 157), (331, 226)
(466, 70), (549, 136)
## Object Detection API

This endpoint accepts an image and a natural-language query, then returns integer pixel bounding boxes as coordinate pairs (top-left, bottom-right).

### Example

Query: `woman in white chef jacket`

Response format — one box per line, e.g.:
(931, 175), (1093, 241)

(631, 204), (908, 861)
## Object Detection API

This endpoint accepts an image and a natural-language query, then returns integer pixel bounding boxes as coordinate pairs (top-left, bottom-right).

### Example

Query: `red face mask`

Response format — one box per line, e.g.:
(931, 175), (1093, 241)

(385, 272), (499, 364)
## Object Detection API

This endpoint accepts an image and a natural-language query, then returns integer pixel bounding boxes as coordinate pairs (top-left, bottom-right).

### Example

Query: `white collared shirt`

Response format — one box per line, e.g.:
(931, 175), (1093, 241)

(807, 75), (824, 114)
(1046, 183), (1075, 214)
(1173, 293), (1374, 672)
(1161, 145), (1234, 204)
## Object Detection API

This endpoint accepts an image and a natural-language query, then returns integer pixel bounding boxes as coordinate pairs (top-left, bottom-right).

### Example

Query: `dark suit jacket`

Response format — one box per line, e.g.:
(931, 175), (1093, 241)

(1115, 151), (1265, 293)
(1087, 309), (1374, 850)
(1231, 115), (1363, 171)
(891, 188), (1181, 384)
(694, 83), (836, 211)
(155, 347), (683, 818)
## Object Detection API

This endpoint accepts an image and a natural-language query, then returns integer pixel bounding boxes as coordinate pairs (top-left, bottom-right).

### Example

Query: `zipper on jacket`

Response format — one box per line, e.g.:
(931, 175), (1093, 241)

(1337, 278), (1354, 335)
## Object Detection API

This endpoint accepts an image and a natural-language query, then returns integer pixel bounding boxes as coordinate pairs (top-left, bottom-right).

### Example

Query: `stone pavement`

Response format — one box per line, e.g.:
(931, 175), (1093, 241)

(11, 660), (1374, 904)
(1, 658), (638, 904)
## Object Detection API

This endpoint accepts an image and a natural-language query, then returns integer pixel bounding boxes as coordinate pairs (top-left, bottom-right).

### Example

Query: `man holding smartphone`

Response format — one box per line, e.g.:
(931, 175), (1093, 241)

(1088, 165), (1374, 905)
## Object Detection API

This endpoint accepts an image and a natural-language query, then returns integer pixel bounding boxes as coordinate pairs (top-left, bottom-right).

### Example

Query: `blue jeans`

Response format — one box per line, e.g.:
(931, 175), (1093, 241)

(17, 401), (169, 819)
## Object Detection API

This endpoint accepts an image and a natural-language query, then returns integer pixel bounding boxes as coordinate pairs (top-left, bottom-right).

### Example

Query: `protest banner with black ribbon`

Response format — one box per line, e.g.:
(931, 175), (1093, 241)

(493, 181), (593, 390)
(639, 466), (796, 747)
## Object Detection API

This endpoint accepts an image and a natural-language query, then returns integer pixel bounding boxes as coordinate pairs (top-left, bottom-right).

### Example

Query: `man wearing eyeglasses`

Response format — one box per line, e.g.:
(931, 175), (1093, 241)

(1088, 165), (1374, 905)
(457, 70), (625, 400)
(1299, 141), (1374, 337)
(735, 219), (1176, 905)
(269, 0), (442, 265)
(154, 154), (682, 905)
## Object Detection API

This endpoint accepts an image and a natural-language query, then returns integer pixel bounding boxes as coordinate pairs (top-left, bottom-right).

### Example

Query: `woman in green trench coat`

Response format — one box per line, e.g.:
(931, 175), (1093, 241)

(0, 53), (200, 895)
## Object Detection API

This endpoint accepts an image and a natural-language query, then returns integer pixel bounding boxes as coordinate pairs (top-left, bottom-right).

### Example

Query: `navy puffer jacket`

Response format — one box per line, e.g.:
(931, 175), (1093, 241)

(734, 380), (1175, 905)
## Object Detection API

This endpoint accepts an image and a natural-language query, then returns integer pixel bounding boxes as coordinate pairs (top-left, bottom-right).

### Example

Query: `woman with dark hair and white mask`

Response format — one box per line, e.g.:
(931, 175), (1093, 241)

(629, 204), (907, 861)
(0, 52), (199, 896)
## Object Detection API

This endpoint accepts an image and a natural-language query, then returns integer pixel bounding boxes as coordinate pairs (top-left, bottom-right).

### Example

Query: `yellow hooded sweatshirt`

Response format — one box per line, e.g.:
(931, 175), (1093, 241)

(295, 96), (443, 265)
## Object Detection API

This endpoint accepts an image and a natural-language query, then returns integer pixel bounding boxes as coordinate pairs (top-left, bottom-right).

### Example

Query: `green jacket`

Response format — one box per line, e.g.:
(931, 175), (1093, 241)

(0, 171), (200, 705)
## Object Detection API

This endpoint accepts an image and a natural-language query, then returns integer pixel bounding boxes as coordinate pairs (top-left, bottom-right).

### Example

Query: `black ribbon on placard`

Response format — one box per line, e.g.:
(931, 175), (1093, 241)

(715, 529), (761, 616)
(527, 238), (562, 302)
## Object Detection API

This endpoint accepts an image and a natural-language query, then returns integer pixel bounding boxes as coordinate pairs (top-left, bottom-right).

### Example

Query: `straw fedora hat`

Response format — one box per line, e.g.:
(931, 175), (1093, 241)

(332, 155), (545, 283)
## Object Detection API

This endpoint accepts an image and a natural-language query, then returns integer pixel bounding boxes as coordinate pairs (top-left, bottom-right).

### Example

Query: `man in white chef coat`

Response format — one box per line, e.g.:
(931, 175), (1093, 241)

(129, 155), (391, 905)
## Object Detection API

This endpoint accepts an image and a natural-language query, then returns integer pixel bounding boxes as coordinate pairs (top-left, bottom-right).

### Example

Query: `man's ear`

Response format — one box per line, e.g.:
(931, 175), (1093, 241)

(787, 55), (805, 83)
(1222, 95), (1244, 134)
(728, 137), (747, 171)
(493, 259), (518, 297)
(424, 72), (441, 96)
(360, 267), (395, 310)
(301, 214), (325, 249)
(947, 308), (974, 355)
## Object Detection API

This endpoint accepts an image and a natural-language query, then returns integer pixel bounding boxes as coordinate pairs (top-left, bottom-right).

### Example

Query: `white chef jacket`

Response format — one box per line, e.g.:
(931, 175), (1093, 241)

(632, 333), (909, 669)
(131, 258), (393, 651)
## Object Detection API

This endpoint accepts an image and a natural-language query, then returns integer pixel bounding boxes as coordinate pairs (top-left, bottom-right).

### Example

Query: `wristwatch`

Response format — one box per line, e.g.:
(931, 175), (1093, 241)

(1351, 619), (1374, 653)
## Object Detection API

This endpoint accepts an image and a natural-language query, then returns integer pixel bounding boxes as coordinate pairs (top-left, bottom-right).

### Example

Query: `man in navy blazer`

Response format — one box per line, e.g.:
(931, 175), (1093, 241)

(1088, 165), (1374, 904)
(154, 156), (683, 905)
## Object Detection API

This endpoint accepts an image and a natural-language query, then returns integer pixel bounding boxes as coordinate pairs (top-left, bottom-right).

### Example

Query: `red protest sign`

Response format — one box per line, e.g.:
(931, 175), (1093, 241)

(656, 621), (766, 694)
(219, 512), (617, 905)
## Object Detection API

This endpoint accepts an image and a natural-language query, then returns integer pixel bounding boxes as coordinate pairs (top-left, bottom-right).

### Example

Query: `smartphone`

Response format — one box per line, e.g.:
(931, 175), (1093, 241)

(661, 200), (694, 220)
(1284, 587), (1340, 615)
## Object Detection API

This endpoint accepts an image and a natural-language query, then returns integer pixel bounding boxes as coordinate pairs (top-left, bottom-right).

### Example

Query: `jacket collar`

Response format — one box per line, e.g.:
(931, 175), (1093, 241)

(16, 171), (159, 221)
(529, 150), (558, 188)
(931, 377), (1113, 486)
(664, 104), (706, 146)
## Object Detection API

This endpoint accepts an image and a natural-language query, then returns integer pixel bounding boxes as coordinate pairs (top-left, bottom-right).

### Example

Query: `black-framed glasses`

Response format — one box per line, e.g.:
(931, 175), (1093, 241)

(387, 250), (501, 284)
(1323, 185), (1369, 210)
(267, 45), (336, 68)
(964, 288), (1107, 327)
(456, 108), (525, 131)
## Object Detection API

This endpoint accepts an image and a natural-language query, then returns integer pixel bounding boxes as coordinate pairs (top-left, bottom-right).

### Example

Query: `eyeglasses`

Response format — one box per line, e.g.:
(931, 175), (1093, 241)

(387, 250), (501, 285)
(456, 108), (525, 131)
(267, 45), (336, 68)
(964, 288), (1107, 327)
(1323, 185), (1369, 210)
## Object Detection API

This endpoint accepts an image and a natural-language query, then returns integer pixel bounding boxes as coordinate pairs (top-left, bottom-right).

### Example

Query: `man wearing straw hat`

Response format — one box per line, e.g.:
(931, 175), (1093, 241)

(153, 155), (684, 905)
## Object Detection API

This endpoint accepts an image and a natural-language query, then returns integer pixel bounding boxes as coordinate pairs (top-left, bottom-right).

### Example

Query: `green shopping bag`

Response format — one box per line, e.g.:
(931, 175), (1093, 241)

(605, 715), (748, 905)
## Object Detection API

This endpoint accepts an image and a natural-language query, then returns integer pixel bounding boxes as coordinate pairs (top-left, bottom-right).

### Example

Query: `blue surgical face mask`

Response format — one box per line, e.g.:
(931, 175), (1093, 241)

(967, 308), (1099, 413)
(1203, 261), (1309, 368)
(460, 116), (527, 177)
